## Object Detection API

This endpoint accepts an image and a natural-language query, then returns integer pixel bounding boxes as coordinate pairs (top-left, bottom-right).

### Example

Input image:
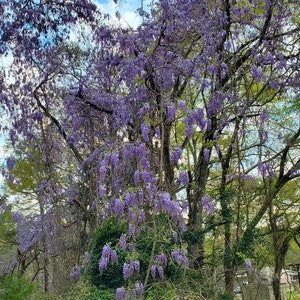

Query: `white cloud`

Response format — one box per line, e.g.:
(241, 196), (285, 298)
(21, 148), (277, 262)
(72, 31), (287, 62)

(95, 0), (152, 28)
(0, 52), (13, 70)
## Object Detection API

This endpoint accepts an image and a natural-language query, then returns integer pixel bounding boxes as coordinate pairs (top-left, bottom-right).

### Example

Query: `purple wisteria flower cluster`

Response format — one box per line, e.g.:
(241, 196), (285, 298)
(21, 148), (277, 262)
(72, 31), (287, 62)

(99, 244), (118, 272)
(201, 196), (215, 215)
(123, 259), (140, 280)
(171, 249), (189, 267)
(150, 253), (168, 280)
(69, 265), (81, 280)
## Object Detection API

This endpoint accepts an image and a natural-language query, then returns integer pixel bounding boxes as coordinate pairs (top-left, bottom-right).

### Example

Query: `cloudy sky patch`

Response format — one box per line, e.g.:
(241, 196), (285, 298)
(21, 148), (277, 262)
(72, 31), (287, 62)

(96, 0), (152, 28)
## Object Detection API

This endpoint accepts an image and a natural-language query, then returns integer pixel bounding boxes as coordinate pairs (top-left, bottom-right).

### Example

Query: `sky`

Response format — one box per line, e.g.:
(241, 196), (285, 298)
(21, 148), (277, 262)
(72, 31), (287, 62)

(95, 0), (152, 28)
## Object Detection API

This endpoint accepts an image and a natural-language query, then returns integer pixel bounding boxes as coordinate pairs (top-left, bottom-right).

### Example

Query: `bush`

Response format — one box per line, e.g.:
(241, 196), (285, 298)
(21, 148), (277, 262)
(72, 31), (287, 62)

(217, 292), (235, 300)
(85, 215), (188, 297)
(58, 280), (114, 300)
(85, 216), (127, 289)
(0, 273), (37, 300)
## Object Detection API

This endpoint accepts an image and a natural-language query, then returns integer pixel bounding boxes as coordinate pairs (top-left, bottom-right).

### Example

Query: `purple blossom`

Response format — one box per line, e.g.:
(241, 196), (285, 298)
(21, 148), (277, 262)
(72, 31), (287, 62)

(161, 192), (171, 211)
(252, 66), (263, 81)
(141, 156), (150, 170)
(221, 62), (228, 71)
(245, 259), (253, 273)
(178, 171), (189, 185)
(134, 170), (140, 185)
(124, 192), (136, 206)
(160, 192), (185, 223)
(138, 189), (144, 203)
(133, 260), (140, 272)
(69, 265), (80, 280)
(115, 11), (121, 21)
(154, 126), (161, 138)
(12, 211), (23, 222)
(167, 104), (176, 120)
(123, 262), (134, 280)
(158, 266), (164, 280)
(208, 63), (218, 74)
(111, 152), (119, 169)
(207, 92), (225, 116)
(6, 157), (16, 169)
(201, 78), (210, 89)
(98, 184), (106, 197)
(171, 249), (189, 267)
(135, 143), (147, 159)
(260, 108), (269, 122)
(99, 257), (109, 272)
(121, 144), (135, 160)
(184, 115), (194, 137)
(170, 147), (183, 163)
(268, 78), (279, 89)
(128, 223), (135, 236)
(201, 196), (214, 214)
(138, 210), (146, 223)
(141, 171), (157, 185)
(99, 244), (118, 271)
(166, 50), (174, 61)
(113, 198), (125, 217)
(141, 123), (151, 142)
(135, 282), (144, 297)
(116, 287), (126, 300)
(265, 52), (275, 64)
(102, 244), (111, 258)
(119, 234), (127, 250)
(111, 250), (118, 264)
(177, 100), (186, 112)
(151, 264), (157, 278)
(258, 129), (268, 141)
(257, 161), (274, 178)
(99, 163), (107, 178)
(203, 148), (210, 162)
(156, 253), (167, 265)
(194, 108), (206, 130)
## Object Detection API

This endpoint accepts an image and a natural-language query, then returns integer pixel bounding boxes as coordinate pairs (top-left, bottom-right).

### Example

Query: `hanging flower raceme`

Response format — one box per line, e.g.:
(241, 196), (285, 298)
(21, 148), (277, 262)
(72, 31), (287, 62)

(69, 265), (81, 280)
(122, 259), (140, 280)
(99, 244), (118, 273)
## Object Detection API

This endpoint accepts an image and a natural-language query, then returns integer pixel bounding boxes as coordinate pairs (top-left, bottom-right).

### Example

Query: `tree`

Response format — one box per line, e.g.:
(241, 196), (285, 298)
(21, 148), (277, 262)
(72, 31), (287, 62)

(1, 0), (300, 299)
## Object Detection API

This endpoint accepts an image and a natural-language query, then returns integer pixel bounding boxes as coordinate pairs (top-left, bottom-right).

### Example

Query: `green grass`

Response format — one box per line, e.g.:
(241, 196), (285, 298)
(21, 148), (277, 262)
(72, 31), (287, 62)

(287, 291), (300, 300)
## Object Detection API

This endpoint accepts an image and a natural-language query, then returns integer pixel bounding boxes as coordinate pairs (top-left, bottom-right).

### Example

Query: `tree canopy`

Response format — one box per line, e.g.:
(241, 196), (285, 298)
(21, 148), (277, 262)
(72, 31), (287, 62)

(0, 0), (299, 299)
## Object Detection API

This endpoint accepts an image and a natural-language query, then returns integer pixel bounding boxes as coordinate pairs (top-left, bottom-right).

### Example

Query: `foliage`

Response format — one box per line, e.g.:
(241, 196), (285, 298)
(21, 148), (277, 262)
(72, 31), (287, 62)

(144, 282), (178, 300)
(59, 280), (114, 300)
(0, 274), (37, 300)
(85, 216), (127, 289)
(85, 215), (186, 296)
(217, 293), (235, 300)
(0, 201), (16, 256)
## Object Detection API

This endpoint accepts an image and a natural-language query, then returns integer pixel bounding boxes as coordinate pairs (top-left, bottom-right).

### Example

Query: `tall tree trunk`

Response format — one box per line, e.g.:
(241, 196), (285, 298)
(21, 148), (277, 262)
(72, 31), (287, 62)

(187, 147), (211, 268)
(271, 226), (291, 300)
(221, 191), (234, 295)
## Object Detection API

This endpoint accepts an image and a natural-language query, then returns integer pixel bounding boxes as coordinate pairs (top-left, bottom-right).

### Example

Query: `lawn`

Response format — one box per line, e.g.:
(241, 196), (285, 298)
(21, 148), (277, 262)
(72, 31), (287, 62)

(287, 291), (300, 300)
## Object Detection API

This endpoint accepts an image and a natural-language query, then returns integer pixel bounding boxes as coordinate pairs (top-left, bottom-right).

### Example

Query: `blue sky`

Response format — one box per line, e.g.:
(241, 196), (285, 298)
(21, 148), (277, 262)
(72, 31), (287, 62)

(95, 0), (152, 27)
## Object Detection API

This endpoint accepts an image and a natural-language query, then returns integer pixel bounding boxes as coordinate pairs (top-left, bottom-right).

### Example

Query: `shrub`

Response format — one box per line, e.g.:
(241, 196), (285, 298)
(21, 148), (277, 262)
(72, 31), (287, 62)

(0, 274), (37, 300)
(85, 216), (127, 289)
(58, 280), (114, 300)
(85, 215), (188, 296)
